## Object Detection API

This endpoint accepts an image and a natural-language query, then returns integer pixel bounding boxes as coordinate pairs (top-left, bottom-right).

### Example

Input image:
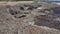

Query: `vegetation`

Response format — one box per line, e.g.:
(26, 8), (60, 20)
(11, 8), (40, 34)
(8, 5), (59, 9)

(0, 0), (33, 1)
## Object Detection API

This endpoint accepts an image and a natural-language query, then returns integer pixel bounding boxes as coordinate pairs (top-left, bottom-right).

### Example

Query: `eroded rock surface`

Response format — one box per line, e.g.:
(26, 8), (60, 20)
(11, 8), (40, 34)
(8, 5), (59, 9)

(0, 2), (60, 34)
(34, 15), (60, 30)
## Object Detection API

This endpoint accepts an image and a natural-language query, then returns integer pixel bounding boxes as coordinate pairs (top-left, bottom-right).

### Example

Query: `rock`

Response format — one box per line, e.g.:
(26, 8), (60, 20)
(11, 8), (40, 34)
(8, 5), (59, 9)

(14, 14), (26, 18)
(49, 7), (60, 17)
(27, 6), (33, 10)
(20, 6), (24, 10)
(0, 2), (60, 34)
(34, 15), (60, 30)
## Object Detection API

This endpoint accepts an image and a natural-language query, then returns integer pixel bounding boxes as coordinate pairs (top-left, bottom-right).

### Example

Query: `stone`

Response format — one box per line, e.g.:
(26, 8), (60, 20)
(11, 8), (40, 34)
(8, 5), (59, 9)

(34, 15), (60, 30)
